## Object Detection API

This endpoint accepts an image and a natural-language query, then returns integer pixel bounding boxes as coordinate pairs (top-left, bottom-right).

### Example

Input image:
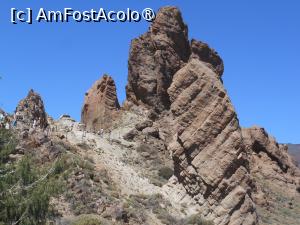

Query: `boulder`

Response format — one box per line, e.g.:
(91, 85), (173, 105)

(123, 129), (138, 141)
(135, 120), (153, 131)
(142, 127), (159, 138)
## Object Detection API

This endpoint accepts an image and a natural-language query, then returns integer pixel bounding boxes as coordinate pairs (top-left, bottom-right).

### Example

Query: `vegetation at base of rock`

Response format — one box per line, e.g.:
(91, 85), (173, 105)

(255, 177), (300, 225)
(124, 194), (214, 225)
(0, 129), (16, 162)
(0, 128), (68, 225)
(71, 214), (104, 225)
(158, 166), (174, 180)
(183, 215), (214, 225)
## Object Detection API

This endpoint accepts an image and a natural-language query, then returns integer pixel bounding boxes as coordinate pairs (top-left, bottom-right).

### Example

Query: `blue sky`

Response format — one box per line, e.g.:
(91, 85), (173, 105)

(0, 1), (299, 143)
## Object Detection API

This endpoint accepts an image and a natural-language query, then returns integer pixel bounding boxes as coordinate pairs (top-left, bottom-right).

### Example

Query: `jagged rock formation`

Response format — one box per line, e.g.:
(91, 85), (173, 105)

(125, 6), (258, 225)
(242, 127), (300, 224)
(15, 89), (48, 129)
(190, 39), (224, 78)
(125, 7), (190, 111)
(243, 127), (300, 198)
(167, 59), (257, 225)
(81, 75), (120, 131)
(243, 127), (300, 181)
(3, 6), (300, 225)
(288, 144), (300, 166)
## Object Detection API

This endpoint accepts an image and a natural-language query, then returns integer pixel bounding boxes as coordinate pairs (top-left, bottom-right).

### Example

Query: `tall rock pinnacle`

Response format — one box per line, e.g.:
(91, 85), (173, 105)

(81, 75), (120, 131)
(15, 89), (48, 129)
(126, 6), (190, 111)
(125, 6), (258, 225)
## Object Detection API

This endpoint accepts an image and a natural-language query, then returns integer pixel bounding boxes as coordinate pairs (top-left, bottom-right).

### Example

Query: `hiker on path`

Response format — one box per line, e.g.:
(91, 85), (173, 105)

(0, 113), (4, 128)
(33, 119), (37, 129)
(0, 113), (4, 122)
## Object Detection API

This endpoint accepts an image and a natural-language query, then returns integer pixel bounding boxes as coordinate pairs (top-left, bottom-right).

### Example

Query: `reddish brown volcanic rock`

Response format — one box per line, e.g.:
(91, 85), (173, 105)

(15, 89), (48, 129)
(166, 58), (257, 225)
(190, 39), (224, 77)
(243, 127), (300, 193)
(81, 75), (120, 131)
(125, 6), (260, 225)
(288, 144), (300, 166)
(126, 6), (190, 111)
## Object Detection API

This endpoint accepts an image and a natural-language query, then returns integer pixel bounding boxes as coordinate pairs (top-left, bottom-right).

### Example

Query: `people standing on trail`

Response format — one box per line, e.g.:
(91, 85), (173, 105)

(0, 113), (4, 128)
(33, 119), (37, 129)
(100, 128), (104, 138)
(5, 122), (10, 130)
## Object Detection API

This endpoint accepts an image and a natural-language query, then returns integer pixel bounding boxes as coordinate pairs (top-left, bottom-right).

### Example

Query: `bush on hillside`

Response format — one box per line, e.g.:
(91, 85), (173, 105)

(158, 166), (174, 180)
(0, 130), (67, 225)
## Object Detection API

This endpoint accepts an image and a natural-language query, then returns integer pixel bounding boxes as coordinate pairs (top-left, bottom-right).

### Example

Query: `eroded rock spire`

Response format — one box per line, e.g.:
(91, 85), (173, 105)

(81, 75), (120, 131)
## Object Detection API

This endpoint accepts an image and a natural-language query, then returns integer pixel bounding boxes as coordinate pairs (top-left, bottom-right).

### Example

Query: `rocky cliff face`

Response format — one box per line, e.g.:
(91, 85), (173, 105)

(125, 6), (258, 225)
(243, 127), (300, 197)
(242, 127), (300, 224)
(15, 89), (48, 129)
(243, 127), (300, 182)
(81, 75), (120, 131)
(126, 7), (190, 111)
(167, 59), (257, 225)
(288, 144), (300, 166)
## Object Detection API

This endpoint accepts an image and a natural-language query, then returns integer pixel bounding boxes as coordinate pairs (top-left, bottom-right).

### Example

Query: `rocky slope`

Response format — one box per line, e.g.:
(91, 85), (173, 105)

(2, 5), (300, 225)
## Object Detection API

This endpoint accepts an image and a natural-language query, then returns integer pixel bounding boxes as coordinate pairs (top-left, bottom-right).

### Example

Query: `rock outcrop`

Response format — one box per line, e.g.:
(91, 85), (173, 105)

(125, 6), (258, 225)
(243, 127), (300, 179)
(167, 59), (257, 225)
(81, 75), (120, 131)
(243, 127), (300, 196)
(288, 144), (300, 166)
(125, 6), (190, 111)
(190, 39), (224, 78)
(15, 89), (48, 129)
(242, 127), (300, 224)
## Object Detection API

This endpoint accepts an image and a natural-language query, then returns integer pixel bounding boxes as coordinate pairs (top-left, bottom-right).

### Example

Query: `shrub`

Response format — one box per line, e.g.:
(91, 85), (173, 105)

(183, 214), (214, 225)
(136, 143), (152, 153)
(158, 166), (174, 180)
(71, 215), (102, 225)
(0, 131), (67, 225)
(0, 129), (16, 163)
